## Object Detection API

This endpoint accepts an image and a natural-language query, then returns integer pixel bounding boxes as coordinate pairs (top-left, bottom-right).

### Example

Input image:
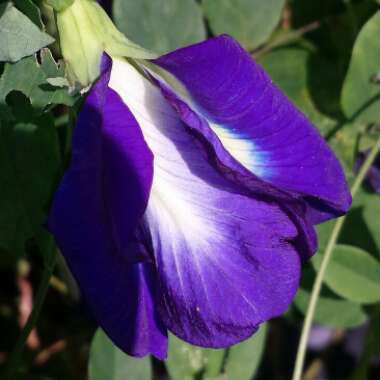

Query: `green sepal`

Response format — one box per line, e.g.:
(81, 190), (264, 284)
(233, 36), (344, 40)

(56, 0), (157, 86)
(45, 0), (75, 12)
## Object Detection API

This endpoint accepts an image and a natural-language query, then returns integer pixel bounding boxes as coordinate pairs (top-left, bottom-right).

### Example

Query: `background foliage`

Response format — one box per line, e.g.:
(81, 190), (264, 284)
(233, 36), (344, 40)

(0, 0), (380, 379)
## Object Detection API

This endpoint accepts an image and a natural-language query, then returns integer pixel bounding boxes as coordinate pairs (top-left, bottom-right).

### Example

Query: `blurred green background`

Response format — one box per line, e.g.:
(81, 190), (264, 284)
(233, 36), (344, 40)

(1, 0), (380, 379)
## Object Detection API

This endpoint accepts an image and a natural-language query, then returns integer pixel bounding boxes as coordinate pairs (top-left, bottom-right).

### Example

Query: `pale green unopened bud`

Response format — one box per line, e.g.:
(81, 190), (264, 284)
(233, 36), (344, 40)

(55, 0), (157, 86)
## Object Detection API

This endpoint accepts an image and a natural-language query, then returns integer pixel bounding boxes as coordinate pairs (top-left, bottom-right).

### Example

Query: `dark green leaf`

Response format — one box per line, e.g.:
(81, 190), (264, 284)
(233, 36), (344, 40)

(294, 287), (367, 328)
(88, 329), (152, 380)
(339, 191), (380, 257)
(203, 0), (285, 50)
(166, 334), (225, 380)
(312, 245), (380, 304)
(294, 267), (367, 328)
(341, 10), (380, 123)
(224, 323), (267, 380)
(14, 0), (43, 28)
(0, 105), (60, 258)
(113, 0), (206, 54)
(0, 2), (54, 62)
(0, 53), (74, 112)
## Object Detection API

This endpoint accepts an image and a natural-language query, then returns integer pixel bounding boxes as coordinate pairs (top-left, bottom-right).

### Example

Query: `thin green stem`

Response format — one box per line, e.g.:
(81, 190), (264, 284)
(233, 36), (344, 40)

(5, 248), (56, 380)
(252, 21), (320, 59)
(292, 135), (380, 380)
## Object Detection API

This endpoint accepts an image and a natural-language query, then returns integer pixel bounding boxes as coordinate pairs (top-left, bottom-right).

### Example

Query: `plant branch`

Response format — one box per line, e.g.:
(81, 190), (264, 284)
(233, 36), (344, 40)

(291, 134), (380, 380)
(252, 21), (320, 59)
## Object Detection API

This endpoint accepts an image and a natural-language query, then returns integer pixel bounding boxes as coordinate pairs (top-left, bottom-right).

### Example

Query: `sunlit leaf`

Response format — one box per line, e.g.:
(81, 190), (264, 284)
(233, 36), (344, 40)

(312, 245), (380, 304)
(295, 287), (367, 328)
(341, 10), (380, 123)
(88, 329), (152, 380)
(166, 334), (225, 380)
(113, 0), (206, 54)
(203, 0), (285, 50)
(224, 324), (267, 380)
(0, 2), (54, 62)
(0, 53), (74, 113)
(294, 267), (367, 328)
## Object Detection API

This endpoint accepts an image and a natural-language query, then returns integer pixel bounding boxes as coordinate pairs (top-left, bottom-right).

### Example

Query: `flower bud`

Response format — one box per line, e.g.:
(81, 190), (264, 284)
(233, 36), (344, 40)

(55, 0), (156, 86)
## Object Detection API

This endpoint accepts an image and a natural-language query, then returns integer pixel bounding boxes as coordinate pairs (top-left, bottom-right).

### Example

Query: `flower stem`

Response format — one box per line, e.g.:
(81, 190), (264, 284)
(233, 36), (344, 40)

(291, 134), (380, 380)
(5, 245), (57, 380)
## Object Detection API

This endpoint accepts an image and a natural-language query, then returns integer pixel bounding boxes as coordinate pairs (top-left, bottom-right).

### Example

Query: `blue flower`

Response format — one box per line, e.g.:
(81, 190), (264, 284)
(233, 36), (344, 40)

(48, 36), (351, 359)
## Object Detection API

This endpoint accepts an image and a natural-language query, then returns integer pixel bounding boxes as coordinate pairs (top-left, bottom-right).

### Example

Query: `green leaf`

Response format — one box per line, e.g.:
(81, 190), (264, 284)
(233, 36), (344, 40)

(312, 245), (380, 304)
(294, 267), (367, 328)
(340, 193), (380, 257)
(0, 2), (54, 62)
(88, 329), (152, 380)
(202, 350), (225, 380)
(0, 53), (74, 113)
(166, 334), (225, 380)
(224, 323), (267, 380)
(0, 103), (61, 258)
(294, 287), (367, 328)
(45, 0), (75, 12)
(113, 0), (206, 54)
(46, 77), (70, 88)
(203, 0), (285, 50)
(14, 0), (44, 28)
(341, 10), (380, 123)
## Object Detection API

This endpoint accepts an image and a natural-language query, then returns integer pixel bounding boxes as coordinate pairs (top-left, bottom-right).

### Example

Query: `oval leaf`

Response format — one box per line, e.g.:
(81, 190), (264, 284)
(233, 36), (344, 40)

(166, 334), (225, 380)
(203, 0), (286, 50)
(341, 10), (380, 123)
(0, 54), (74, 109)
(312, 245), (380, 304)
(113, 0), (206, 54)
(88, 329), (152, 380)
(224, 324), (267, 380)
(294, 287), (367, 328)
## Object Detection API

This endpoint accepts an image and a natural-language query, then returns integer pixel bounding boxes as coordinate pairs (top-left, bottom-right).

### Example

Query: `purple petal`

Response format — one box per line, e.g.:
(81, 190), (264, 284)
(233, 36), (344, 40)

(152, 79), (318, 258)
(48, 60), (167, 358)
(354, 150), (380, 194)
(109, 58), (301, 347)
(152, 35), (352, 223)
